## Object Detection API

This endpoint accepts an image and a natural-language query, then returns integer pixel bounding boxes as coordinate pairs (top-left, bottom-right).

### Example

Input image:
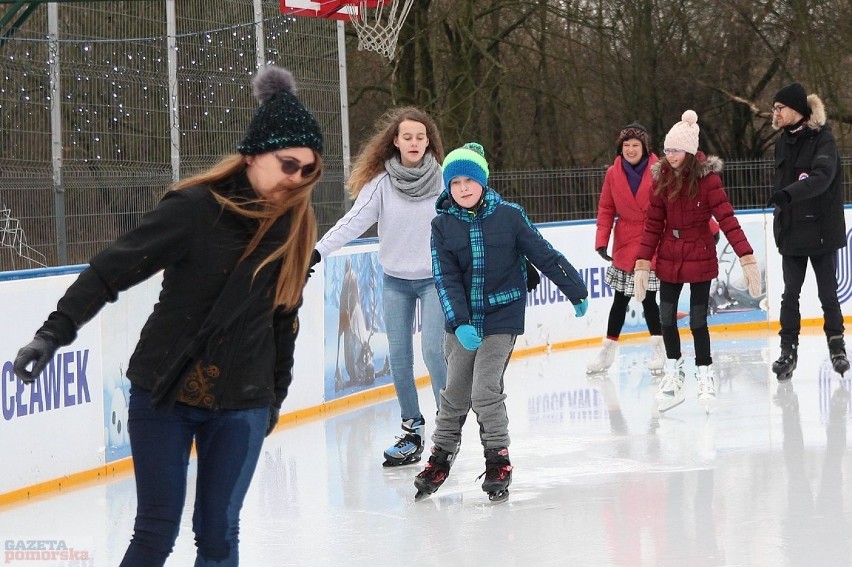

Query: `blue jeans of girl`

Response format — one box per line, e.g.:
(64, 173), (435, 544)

(382, 274), (448, 420)
(120, 385), (268, 567)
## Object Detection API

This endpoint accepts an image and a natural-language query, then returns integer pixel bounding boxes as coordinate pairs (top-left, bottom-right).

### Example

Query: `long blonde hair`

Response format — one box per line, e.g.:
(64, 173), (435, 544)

(346, 107), (444, 199)
(655, 153), (700, 202)
(173, 152), (323, 310)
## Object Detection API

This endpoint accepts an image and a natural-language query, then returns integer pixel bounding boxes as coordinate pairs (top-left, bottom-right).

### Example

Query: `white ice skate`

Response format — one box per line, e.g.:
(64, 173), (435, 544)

(647, 335), (666, 375)
(656, 357), (685, 413)
(696, 365), (716, 414)
(587, 338), (618, 374)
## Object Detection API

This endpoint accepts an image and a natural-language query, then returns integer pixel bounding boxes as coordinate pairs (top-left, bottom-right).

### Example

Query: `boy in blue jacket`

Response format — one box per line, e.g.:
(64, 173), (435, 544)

(414, 142), (588, 501)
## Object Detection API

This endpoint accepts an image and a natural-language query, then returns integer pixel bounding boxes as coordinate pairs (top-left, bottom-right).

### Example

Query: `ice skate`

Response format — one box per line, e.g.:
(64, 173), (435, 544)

(586, 338), (618, 374)
(383, 417), (424, 467)
(414, 446), (455, 501)
(656, 357), (685, 413)
(647, 335), (666, 375)
(479, 447), (512, 503)
(771, 343), (797, 382)
(828, 335), (849, 376)
(695, 365), (716, 414)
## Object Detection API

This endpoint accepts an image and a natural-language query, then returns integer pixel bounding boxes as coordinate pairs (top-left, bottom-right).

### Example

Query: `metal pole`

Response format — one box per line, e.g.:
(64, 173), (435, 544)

(253, 0), (264, 69)
(337, 21), (351, 208)
(166, 0), (179, 183)
(48, 2), (67, 264)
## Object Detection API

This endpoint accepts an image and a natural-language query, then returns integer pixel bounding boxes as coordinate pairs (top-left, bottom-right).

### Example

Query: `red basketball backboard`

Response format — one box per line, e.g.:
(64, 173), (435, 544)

(279, 0), (379, 22)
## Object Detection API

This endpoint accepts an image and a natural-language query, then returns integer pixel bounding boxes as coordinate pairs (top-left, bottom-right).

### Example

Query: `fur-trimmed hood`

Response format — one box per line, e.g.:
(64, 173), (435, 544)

(650, 152), (723, 181)
(772, 93), (827, 130)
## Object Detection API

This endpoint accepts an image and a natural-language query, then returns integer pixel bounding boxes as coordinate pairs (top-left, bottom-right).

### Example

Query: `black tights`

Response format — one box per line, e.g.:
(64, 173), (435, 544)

(659, 280), (713, 366)
(606, 290), (662, 339)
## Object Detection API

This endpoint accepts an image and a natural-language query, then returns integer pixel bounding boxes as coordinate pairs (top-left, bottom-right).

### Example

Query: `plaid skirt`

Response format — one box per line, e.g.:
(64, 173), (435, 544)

(605, 266), (660, 296)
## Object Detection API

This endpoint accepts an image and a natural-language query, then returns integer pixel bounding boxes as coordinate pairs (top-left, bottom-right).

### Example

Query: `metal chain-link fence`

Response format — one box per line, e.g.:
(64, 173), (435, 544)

(0, 0), (346, 270)
(493, 158), (852, 224)
(1, 3), (850, 271)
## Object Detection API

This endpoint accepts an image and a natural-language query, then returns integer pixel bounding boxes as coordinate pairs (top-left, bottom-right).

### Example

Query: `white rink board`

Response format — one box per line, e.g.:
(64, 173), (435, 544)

(2, 209), (852, 497)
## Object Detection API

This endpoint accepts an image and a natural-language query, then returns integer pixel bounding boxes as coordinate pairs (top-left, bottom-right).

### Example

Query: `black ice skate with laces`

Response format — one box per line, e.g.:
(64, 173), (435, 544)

(413, 446), (455, 501)
(478, 447), (512, 503)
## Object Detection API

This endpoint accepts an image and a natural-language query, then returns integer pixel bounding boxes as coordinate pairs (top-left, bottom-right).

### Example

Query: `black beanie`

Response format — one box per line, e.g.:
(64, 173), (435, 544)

(773, 82), (811, 119)
(237, 66), (324, 156)
(616, 122), (651, 157)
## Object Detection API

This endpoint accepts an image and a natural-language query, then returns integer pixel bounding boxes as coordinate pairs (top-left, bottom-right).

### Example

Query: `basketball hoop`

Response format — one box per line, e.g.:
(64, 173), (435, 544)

(348, 0), (414, 60)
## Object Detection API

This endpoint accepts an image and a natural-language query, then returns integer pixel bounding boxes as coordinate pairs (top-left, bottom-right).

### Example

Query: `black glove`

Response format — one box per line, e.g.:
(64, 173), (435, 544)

(266, 406), (280, 437)
(307, 249), (321, 280)
(596, 247), (613, 262)
(14, 333), (59, 385)
(525, 258), (541, 292)
(767, 190), (791, 209)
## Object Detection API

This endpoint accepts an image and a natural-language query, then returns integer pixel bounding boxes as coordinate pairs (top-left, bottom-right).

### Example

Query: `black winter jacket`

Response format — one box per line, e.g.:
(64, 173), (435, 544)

(38, 173), (300, 410)
(771, 96), (846, 256)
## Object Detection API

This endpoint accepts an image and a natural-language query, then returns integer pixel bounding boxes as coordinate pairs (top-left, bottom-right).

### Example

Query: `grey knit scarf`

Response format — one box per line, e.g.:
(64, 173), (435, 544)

(384, 154), (443, 201)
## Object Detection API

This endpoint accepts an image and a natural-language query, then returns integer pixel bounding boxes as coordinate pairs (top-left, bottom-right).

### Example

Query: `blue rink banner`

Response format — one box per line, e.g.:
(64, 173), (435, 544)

(323, 252), (394, 402)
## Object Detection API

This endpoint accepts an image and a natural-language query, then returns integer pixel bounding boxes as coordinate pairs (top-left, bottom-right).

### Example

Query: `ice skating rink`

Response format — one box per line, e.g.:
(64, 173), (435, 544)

(2, 328), (850, 566)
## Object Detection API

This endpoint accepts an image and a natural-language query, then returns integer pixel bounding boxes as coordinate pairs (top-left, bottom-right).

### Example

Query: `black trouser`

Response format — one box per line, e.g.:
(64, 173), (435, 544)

(606, 290), (662, 339)
(659, 280), (713, 366)
(779, 252), (845, 346)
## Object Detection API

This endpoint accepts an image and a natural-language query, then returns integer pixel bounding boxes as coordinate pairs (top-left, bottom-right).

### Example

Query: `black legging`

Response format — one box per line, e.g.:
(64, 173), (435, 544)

(659, 280), (712, 366)
(606, 290), (662, 339)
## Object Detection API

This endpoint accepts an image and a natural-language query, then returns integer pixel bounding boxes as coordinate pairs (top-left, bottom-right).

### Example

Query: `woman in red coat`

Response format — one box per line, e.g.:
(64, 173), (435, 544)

(588, 123), (664, 373)
(633, 110), (762, 413)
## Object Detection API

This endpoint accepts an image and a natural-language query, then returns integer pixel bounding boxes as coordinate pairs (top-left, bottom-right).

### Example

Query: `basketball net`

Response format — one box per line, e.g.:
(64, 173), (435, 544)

(349, 0), (414, 60)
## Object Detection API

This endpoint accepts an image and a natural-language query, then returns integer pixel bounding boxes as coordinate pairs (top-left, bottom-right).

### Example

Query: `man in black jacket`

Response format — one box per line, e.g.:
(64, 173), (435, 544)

(768, 82), (849, 380)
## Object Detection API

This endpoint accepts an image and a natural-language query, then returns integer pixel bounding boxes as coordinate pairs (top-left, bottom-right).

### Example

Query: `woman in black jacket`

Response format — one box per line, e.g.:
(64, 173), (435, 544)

(13, 65), (324, 566)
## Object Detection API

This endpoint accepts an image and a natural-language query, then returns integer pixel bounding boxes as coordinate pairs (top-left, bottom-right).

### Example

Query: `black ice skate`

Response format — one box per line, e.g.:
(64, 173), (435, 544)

(772, 343), (797, 381)
(479, 447), (512, 503)
(413, 446), (454, 501)
(828, 335), (849, 376)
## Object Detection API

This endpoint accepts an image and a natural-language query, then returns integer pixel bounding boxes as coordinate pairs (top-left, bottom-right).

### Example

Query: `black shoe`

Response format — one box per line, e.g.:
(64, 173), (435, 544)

(772, 343), (798, 381)
(480, 447), (513, 494)
(828, 336), (849, 376)
(414, 446), (455, 496)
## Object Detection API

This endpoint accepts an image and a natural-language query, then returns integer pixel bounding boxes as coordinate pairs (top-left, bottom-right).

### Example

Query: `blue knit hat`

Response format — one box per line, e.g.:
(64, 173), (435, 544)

(237, 65), (324, 156)
(442, 142), (489, 190)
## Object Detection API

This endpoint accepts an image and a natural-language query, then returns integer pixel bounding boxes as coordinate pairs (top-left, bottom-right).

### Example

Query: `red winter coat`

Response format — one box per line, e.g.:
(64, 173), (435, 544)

(637, 153), (753, 283)
(594, 154), (659, 272)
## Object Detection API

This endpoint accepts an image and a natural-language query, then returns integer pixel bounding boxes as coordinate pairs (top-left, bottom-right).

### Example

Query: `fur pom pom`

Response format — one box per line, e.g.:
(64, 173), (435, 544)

(681, 109), (698, 125)
(252, 65), (297, 104)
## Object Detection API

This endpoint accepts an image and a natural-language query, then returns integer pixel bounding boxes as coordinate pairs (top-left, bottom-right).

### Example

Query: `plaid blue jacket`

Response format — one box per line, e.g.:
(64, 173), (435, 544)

(431, 186), (587, 336)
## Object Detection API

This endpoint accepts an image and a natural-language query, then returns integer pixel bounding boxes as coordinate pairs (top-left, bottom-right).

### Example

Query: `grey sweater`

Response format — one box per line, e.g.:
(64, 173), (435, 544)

(316, 171), (437, 280)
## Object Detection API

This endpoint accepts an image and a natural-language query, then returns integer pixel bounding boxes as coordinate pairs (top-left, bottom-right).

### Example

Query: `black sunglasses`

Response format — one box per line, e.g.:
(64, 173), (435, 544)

(274, 154), (317, 177)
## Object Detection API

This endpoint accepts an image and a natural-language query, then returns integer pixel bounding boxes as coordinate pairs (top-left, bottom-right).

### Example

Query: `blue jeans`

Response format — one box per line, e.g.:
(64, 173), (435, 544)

(120, 386), (268, 567)
(382, 274), (447, 420)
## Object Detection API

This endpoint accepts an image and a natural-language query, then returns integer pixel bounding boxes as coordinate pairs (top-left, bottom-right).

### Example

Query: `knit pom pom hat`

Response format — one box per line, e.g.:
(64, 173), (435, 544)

(663, 110), (700, 155)
(442, 142), (489, 190)
(237, 65), (324, 156)
(616, 122), (651, 157)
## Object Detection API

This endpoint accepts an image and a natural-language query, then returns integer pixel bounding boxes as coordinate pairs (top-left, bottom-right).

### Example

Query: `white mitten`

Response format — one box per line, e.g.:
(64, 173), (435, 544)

(633, 259), (651, 302)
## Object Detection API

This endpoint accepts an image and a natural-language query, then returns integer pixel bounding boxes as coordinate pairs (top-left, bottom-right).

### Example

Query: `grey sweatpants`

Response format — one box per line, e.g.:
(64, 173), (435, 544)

(432, 332), (516, 452)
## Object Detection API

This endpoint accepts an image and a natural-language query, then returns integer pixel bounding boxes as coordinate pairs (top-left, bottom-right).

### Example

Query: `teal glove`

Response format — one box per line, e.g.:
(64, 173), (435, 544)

(572, 297), (589, 317)
(454, 324), (482, 351)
